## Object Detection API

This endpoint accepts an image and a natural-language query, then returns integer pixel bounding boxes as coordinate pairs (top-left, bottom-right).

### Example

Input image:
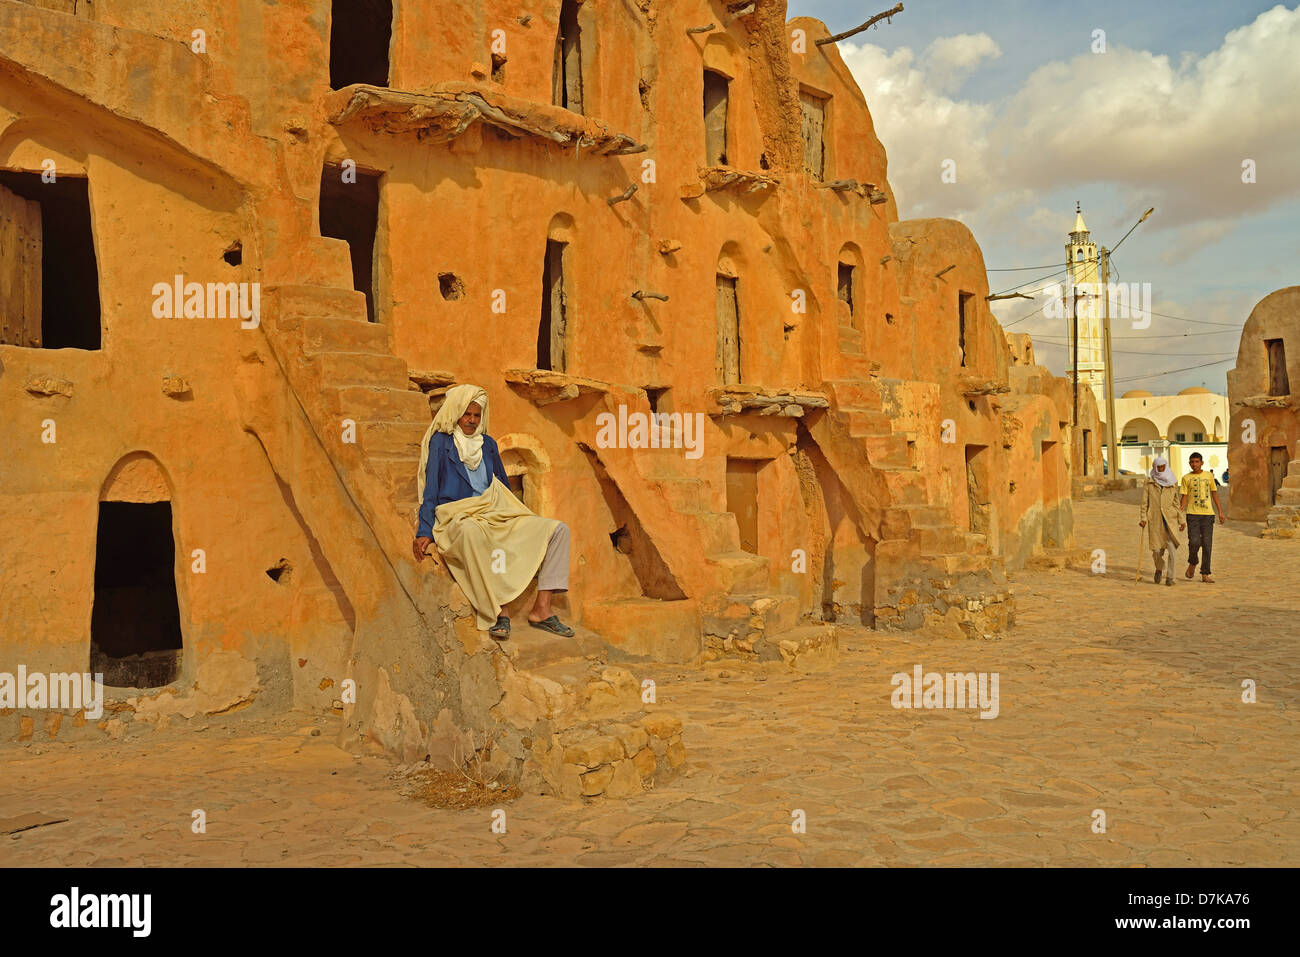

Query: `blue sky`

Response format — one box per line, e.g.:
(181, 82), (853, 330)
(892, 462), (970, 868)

(788, 1), (1300, 393)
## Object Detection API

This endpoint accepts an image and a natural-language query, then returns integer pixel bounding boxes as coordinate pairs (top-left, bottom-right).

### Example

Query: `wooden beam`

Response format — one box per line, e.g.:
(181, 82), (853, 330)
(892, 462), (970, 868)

(817, 3), (904, 46)
(607, 184), (638, 206)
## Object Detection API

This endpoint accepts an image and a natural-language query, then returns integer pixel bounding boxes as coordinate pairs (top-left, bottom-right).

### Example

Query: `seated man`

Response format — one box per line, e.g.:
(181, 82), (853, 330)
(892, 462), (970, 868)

(411, 384), (574, 639)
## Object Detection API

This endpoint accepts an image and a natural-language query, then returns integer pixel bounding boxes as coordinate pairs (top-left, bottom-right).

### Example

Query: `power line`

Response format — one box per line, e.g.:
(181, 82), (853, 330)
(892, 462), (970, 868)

(1112, 357), (1235, 383)
(989, 263), (1078, 297)
(1032, 330), (1238, 340)
(1030, 341), (1237, 357)
(985, 262), (1068, 272)
(1001, 301), (1048, 328)
(1146, 309), (1242, 328)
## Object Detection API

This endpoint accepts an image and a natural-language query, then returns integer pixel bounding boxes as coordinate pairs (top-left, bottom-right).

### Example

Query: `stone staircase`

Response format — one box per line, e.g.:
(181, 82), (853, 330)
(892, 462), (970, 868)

(269, 287), (431, 527)
(819, 378), (1012, 635)
(259, 283), (688, 798)
(1262, 458), (1300, 539)
(579, 419), (838, 666)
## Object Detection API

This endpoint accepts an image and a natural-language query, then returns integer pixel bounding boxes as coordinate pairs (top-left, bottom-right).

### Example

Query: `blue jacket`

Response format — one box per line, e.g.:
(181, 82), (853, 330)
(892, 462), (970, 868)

(416, 432), (509, 538)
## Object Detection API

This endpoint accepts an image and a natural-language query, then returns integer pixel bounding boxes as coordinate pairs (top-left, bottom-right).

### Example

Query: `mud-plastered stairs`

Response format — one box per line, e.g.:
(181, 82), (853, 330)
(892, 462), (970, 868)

(263, 284), (687, 797)
(822, 378), (1013, 635)
(591, 435), (838, 669)
(1262, 458), (1300, 539)
(267, 285), (430, 527)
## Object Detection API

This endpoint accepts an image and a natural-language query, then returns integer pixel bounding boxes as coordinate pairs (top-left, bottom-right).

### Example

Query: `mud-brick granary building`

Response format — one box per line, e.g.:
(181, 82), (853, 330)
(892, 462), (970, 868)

(1, 1), (1088, 795)
(1227, 287), (1300, 536)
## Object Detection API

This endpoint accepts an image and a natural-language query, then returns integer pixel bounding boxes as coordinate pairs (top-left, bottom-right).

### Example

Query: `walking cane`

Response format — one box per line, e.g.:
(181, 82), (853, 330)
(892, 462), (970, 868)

(1133, 524), (1145, 583)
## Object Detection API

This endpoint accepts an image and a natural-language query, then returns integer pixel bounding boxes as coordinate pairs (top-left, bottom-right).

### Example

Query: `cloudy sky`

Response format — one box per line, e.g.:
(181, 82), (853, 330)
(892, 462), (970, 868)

(788, 0), (1300, 394)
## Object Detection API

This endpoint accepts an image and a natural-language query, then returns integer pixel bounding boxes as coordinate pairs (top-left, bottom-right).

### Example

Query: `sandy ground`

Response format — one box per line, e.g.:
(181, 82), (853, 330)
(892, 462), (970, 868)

(3, 490), (1297, 867)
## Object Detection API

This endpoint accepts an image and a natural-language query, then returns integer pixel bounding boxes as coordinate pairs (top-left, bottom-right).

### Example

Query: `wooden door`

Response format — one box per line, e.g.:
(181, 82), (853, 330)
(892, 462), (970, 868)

(1266, 339), (1290, 396)
(1270, 447), (1290, 506)
(0, 181), (42, 347)
(715, 275), (740, 385)
(799, 91), (826, 180)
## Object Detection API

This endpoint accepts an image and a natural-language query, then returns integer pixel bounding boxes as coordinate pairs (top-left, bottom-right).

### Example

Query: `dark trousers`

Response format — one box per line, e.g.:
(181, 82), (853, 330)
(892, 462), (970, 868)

(1186, 514), (1215, 574)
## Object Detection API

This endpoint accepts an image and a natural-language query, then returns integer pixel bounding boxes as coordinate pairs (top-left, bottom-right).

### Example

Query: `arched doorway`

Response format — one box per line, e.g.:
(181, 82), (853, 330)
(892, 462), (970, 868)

(92, 454), (184, 688)
(1121, 417), (1159, 445)
(1167, 414), (1208, 443)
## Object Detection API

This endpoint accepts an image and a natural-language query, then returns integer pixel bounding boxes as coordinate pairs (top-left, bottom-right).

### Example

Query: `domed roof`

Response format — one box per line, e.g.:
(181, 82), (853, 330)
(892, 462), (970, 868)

(1122, 389), (1153, 398)
(1178, 386), (1211, 395)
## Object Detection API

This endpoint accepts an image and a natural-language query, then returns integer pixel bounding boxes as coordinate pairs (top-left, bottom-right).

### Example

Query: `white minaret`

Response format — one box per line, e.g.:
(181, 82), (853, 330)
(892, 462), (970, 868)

(1065, 203), (1105, 409)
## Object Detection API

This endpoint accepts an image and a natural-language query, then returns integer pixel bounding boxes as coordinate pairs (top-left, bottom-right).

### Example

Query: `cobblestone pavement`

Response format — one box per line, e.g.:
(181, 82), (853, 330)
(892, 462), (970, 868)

(4, 491), (1297, 866)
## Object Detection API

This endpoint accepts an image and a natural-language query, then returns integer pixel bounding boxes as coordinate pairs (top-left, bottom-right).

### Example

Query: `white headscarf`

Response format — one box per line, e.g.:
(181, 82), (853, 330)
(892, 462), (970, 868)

(417, 384), (489, 503)
(1149, 455), (1176, 487)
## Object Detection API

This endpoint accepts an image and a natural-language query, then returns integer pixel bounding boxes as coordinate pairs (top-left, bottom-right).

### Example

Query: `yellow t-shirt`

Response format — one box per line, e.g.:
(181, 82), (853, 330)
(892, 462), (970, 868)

(1179, 471), (1218, 516)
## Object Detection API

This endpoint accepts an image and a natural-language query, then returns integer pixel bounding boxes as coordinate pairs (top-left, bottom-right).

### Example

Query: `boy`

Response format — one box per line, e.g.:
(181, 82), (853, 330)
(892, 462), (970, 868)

(1179, 452), (1225, 583)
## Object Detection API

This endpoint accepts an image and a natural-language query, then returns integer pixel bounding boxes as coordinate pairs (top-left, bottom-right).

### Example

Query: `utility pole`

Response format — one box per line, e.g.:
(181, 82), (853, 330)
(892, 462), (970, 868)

(1069, 284), (1085, 426)
(1099, 246), (1119, 478)
(1096, 207), (1154, 476)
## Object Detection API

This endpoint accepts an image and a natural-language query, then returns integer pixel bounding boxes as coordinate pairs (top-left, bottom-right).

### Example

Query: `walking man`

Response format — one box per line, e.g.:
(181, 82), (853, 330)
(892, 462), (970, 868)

(1140, 456), (1184, 586)
(1179, 452), (1225, 583)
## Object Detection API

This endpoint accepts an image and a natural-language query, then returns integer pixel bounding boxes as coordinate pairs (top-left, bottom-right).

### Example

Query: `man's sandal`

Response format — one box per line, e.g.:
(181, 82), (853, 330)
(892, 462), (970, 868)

(1201, 575), (1215, 584)
(528, 615), (575, 637)
(488, 616), (511, 640)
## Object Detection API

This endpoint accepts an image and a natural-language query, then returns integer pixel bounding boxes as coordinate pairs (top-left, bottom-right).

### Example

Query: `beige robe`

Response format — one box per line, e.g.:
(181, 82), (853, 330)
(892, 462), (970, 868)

(432, 477), (559, 630)
(1140, 480), (1183, 552)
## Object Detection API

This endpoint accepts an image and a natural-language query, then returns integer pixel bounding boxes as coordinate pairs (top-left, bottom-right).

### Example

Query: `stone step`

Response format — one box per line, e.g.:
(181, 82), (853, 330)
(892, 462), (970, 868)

(299, 316), (390, 355)
(316, 351), (410, 389)
(1275, 487), (1300, 506)
(877, 466), (927, 504)
(844, 408), (895, 435)
(510, 660), (644, 729)
(758, 623), (839, 673)
(693, 510), (741, 554)
(925, 550), (991, 575)
(579, 598), (702, 663)
(372, 455), (418, 504)
(497, 621), (609, 671)
(360, 420), (430, 457)
(327, 385), (431, 421)
(700, 592), (799, 640)
(708, 551), (770, 595)
(896, 503), (947, 525)
(1265, 508), (1300, 526)
(653, 476), (713, 513)
(824, 378), (884, 411)
(858, 432), (911, 467)
(1282, 474), (1300, 490)
(267, 284), (367, 322)
(916, 523), (968, 555)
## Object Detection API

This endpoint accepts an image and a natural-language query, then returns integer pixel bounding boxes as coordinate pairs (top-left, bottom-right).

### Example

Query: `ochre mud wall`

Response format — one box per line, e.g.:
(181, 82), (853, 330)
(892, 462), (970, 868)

(1, 1), (1086, 784)
(1227, 286), (1300, 524)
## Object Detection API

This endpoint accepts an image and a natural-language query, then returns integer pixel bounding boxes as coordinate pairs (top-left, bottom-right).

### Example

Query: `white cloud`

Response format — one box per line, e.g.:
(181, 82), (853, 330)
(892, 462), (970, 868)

(835, 41), (997, 217)
(838, 5), (1300, 239)
(920, 33), (1002, 94)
